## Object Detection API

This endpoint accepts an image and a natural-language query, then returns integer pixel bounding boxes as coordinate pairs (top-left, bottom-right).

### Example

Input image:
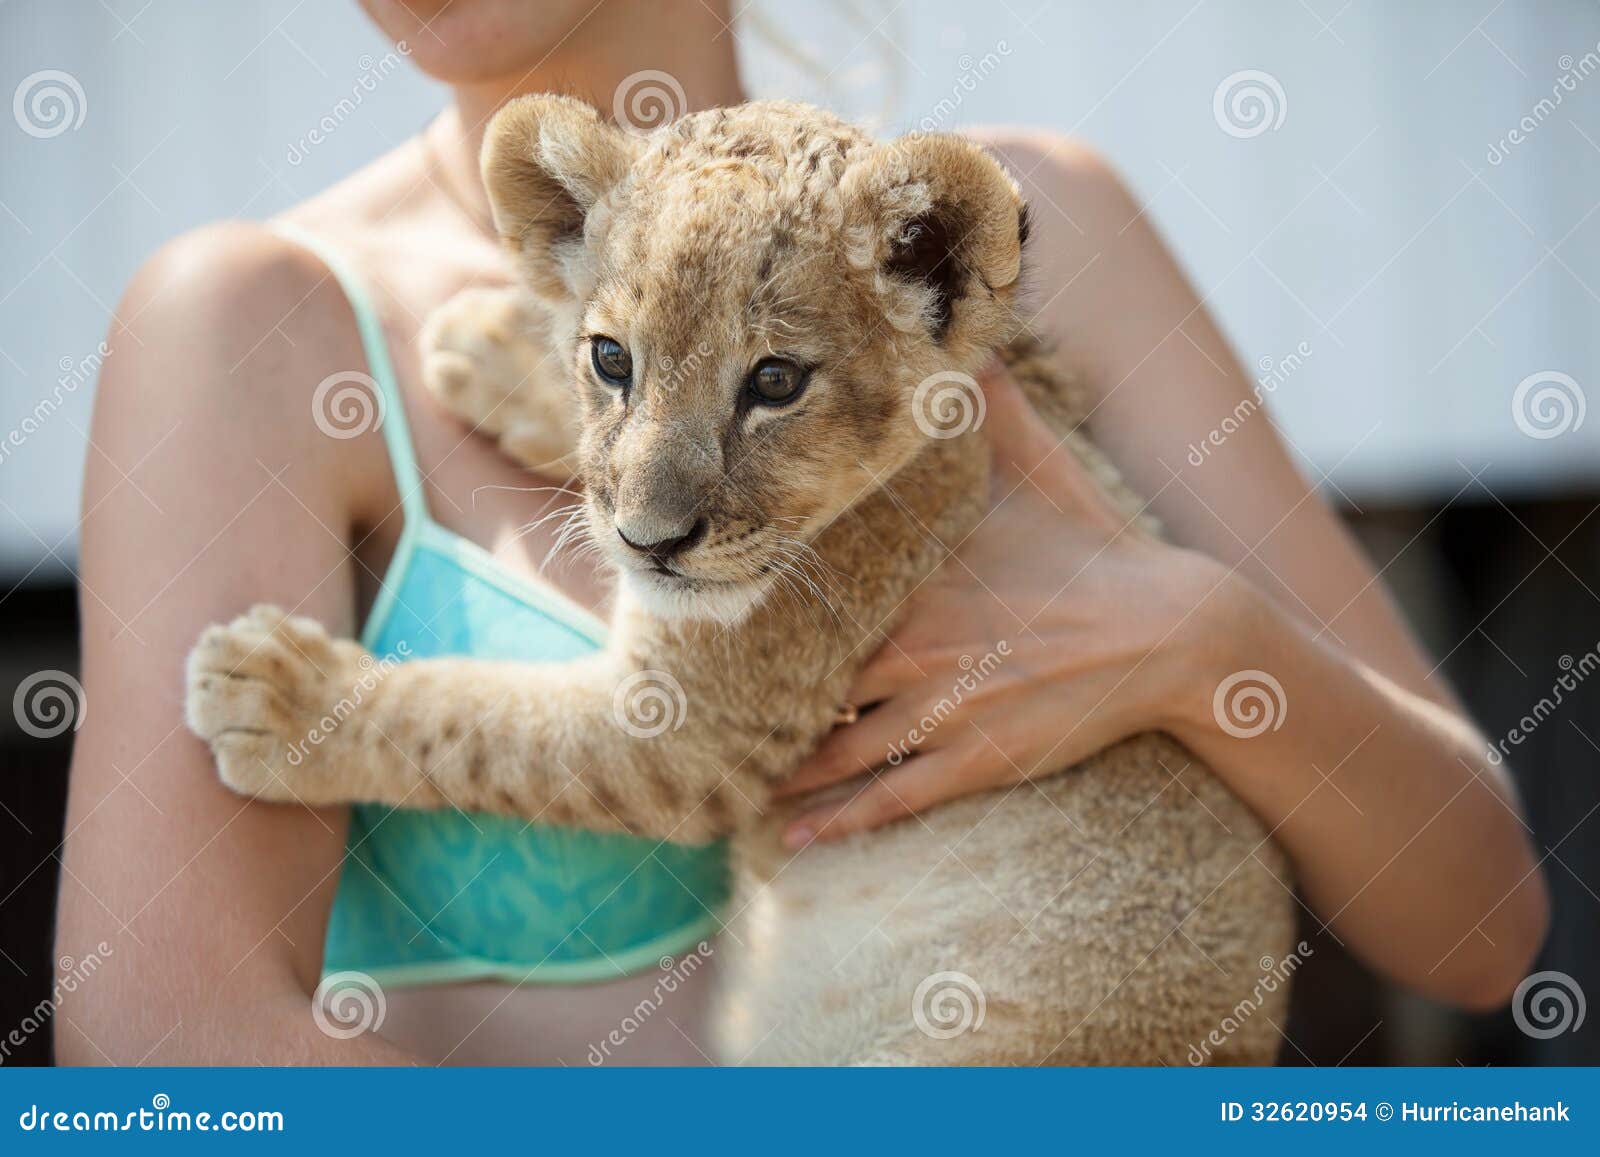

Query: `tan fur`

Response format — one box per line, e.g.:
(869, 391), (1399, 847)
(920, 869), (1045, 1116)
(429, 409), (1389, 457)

(188, 97), (1293, 1065)
(419, 285), (582, 476)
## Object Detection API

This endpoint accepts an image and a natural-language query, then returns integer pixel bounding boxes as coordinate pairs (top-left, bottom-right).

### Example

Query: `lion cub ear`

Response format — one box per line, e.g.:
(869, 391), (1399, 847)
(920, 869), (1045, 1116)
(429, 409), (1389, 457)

(481, 94), (639, 304)
(841, 134), (1028, 351)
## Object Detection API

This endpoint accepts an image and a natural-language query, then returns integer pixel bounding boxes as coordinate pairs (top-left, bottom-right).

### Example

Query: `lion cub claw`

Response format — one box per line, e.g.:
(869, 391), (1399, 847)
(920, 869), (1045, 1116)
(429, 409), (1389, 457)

(419, 285), (581, 478)
(184, 605), (368, 803)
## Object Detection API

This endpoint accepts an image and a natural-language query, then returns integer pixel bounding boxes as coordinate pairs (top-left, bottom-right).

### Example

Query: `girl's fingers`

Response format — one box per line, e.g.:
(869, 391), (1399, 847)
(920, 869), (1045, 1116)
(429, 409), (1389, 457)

(774, 693), (928, 798)
(782, 748), (996, 847)
(846, 643), (929, 708)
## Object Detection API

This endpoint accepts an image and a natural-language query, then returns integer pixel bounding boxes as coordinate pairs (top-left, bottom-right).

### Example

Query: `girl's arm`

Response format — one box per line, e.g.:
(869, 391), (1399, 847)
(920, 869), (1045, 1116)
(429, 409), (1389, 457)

(781, 134), (1548, 1011)
(55, 224), (417, 1064)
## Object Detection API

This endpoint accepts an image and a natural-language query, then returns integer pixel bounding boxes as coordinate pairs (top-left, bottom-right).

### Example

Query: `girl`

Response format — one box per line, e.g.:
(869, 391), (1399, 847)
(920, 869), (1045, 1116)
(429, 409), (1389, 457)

(56, 0), (1546, 1065)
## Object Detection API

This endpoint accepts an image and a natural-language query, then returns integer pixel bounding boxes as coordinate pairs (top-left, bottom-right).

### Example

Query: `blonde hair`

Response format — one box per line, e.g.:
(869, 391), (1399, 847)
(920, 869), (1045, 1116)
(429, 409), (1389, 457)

(738, 1), (906, 130)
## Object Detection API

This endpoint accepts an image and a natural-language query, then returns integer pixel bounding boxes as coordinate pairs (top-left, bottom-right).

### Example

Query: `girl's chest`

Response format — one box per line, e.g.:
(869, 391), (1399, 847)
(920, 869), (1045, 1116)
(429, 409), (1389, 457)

(354, 308), (611, 625)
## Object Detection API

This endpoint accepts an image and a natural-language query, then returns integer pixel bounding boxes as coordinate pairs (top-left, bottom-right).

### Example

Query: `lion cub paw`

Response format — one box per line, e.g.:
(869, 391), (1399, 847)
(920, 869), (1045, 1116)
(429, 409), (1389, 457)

(420, 286), (580, 477)
(185, 606), (369, 804)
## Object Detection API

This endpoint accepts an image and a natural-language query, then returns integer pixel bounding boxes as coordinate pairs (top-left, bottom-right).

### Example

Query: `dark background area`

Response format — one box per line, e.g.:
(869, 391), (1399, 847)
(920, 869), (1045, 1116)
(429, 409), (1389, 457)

(3, 495), (1595, 1067)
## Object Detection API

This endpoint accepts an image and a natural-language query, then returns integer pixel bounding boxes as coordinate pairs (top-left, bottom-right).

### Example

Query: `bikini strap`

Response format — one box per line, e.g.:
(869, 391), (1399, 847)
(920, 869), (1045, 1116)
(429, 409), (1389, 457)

(268, 219), (429, 527)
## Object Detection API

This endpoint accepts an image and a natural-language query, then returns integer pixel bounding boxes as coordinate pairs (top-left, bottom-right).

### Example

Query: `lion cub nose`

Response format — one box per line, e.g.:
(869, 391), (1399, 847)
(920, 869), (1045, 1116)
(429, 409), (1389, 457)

(616, 517), (707, 563)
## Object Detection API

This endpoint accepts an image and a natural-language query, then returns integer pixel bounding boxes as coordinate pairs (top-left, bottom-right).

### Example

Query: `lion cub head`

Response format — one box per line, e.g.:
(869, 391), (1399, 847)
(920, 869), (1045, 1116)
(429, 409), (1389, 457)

(482, 96), (1029, 622)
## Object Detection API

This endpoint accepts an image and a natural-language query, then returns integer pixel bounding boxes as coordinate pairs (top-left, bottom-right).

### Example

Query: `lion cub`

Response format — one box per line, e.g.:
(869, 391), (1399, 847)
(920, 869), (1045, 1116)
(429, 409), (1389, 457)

(187, 97), (1292, 1064)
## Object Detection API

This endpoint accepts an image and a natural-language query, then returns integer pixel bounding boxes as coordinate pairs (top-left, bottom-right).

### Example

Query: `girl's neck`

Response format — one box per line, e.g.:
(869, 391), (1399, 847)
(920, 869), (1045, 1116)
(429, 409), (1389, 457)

(427, 0), (746, 230)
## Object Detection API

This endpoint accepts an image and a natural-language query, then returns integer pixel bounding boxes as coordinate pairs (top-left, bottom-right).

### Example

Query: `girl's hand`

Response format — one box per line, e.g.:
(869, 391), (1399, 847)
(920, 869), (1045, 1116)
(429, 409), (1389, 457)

(776, 366), (1240, 848)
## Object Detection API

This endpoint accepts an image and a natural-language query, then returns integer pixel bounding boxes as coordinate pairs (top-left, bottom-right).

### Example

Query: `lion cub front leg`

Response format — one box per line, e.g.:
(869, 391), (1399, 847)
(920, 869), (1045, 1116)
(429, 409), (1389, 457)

(187, 606), (769, 841)
(420, 286), (581, 479)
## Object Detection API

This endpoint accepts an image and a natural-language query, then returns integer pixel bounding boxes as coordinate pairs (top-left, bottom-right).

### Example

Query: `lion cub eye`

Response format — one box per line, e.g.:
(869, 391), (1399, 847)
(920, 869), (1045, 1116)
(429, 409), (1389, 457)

(747, 358), (808, 406)
(590, 337), (633, 387)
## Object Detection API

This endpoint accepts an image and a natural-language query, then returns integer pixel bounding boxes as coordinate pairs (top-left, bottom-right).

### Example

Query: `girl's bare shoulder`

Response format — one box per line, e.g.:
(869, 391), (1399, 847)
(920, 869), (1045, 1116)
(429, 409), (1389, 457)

(97, 215), (397, 520)
(963, 128), (1139, 243)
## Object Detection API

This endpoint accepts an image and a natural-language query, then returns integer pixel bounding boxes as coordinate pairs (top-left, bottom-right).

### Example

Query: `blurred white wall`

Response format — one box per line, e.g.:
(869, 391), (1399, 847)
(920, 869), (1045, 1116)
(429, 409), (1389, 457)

(2, 0), (1598, 581)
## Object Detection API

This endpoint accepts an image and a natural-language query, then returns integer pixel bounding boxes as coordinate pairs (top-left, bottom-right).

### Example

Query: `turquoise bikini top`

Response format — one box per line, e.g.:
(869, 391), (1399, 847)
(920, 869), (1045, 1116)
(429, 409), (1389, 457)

(273, 222), (729, 987)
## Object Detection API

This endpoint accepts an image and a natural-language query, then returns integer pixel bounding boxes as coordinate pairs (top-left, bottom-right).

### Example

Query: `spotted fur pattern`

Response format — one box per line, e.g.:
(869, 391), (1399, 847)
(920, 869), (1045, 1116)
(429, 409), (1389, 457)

(188, 98), (1293, 1064)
